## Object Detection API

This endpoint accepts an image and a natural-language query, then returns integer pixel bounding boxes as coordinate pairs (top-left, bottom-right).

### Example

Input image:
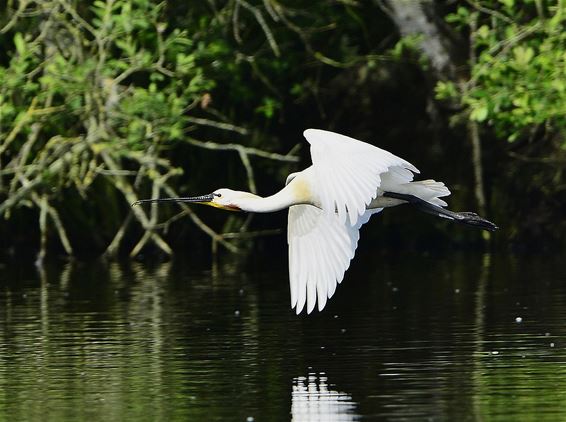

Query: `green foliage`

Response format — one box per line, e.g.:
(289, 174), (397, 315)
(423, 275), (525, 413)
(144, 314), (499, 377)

(440, 1), (566, 143)
(1, 0), (382, 257)
(5, 0), (561, 256)
(389, 33), (426, 66)
(0, 0), (213, 256)
(255, 97), (281, 119)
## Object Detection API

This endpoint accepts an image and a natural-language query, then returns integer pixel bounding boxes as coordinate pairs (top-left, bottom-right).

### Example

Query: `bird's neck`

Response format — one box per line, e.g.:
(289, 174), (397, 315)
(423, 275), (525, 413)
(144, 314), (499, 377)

(238, 180), (312, 213)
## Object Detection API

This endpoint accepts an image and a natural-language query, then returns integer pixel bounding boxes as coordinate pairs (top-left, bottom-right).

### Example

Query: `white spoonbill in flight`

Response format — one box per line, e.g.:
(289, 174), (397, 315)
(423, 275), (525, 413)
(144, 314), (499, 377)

(135, 129), (497, 314)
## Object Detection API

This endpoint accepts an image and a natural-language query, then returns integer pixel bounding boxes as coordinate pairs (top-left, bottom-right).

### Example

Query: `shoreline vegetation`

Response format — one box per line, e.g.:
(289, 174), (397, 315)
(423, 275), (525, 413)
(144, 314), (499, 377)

(1, 1), (564, 261)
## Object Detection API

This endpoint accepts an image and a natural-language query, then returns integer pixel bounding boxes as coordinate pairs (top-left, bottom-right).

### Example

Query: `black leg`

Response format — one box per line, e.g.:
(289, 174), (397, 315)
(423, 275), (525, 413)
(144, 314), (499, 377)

(383, 192), (498, 232)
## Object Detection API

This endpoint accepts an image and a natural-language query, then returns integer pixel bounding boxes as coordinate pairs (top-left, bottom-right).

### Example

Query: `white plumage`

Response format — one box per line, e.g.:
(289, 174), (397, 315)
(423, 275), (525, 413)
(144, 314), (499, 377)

(136, 129), (497, 315)
(286, 129), (443, 314)
(288, 205), (381, 314)
(305, 129), (419, 226)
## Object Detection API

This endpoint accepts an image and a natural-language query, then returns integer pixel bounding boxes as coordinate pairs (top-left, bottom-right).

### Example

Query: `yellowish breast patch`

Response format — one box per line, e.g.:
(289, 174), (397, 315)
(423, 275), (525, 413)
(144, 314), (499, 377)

(291, 178), (312, 203)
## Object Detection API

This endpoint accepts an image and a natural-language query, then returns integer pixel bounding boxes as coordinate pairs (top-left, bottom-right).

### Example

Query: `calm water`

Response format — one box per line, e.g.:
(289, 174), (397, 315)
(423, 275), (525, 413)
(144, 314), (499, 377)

(1, 252), (566, 421)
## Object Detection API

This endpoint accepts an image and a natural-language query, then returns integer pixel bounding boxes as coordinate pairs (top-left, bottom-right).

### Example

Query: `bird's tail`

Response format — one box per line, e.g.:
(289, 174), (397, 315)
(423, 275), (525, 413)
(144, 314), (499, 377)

(402, 179), (451, 207)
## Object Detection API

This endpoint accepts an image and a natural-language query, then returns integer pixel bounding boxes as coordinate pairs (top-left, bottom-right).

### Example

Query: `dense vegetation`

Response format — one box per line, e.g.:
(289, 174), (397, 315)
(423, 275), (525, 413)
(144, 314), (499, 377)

(0, 0), (564, 260)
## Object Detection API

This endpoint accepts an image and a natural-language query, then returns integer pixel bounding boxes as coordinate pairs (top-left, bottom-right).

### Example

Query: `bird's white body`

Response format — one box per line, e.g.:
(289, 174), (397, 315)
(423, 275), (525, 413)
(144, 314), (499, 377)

(138, 129), (496, 313)
(210, 129), (451, 314)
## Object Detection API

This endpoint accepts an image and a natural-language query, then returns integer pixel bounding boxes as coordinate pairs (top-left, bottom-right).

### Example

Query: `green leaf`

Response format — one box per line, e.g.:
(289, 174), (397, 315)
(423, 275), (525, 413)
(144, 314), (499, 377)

(13, 33), (26, 56)
(470, 104), (488, 122)
(513, 46), (534, 66)
(477, 25), (490, 39)
(499, 0), (515, 9)
(434, 81), (458, 100)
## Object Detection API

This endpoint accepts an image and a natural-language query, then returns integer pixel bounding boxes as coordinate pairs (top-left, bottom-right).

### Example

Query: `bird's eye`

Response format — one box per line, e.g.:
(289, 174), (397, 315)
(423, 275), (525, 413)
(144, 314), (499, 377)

(214, 193), (222, 198)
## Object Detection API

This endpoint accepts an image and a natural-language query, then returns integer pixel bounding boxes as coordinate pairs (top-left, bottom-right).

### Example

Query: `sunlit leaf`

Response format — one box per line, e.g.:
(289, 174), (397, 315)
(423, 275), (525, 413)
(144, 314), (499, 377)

(470, 104), (488, 122)
(13, 33), (26, 56)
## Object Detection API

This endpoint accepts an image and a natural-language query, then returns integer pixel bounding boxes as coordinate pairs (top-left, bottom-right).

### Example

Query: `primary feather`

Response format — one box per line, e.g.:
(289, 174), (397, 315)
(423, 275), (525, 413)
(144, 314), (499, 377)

(303, 129), (418, 226)
(288, 205), (381, 314)
(286, 129), (426, 314)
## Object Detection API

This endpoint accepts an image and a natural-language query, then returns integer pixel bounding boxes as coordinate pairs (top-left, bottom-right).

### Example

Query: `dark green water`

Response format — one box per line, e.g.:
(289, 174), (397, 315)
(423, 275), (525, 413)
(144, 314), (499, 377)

(1, 252), (566, 421)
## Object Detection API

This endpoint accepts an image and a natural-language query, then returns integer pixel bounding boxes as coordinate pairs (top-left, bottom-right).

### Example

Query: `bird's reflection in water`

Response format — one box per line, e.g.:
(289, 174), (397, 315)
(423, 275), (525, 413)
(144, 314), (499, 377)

(291, 372), (359, 421)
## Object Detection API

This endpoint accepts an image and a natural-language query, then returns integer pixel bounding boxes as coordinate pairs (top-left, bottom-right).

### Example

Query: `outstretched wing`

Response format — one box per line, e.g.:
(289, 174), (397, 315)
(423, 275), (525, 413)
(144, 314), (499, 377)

(288, 204), (381, 314)
(303, 129), (418, 226)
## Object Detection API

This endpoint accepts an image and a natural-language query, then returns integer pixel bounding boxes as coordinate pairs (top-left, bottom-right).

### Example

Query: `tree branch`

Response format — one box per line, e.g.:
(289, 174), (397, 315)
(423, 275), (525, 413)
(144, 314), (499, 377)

(185, 137), (300, 162)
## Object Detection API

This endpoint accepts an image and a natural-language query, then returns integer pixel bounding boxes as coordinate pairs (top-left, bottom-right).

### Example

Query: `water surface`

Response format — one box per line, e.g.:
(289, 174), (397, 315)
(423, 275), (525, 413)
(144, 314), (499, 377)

(1, 252), (566, 421)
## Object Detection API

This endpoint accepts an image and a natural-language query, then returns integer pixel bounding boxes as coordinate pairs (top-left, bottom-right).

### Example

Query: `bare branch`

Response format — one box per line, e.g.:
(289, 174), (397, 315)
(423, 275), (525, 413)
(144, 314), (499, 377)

(162, 183), (240, 254)
(465, 0), (514, 25)
(104, 212), (133, 258)
(185, 116), (249, 135)
(237, 147), (257, 193)
(100, 150), (173, 256)
(35, 193), (74, 255)
(236, 0), (280, 56)
(37, 194), (48, 264)
(185, 137), (300, 162)
(0, 0), (31, 34)
(232, 0), (243, 44)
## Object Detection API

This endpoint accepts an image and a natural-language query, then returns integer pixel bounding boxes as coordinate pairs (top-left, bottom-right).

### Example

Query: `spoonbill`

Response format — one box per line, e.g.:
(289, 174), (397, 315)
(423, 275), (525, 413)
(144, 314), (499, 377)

(135, 129), (497, 314)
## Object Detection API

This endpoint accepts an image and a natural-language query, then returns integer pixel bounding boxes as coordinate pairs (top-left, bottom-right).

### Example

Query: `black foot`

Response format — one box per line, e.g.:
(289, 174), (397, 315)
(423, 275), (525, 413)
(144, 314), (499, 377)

(452, 211), (498, 232)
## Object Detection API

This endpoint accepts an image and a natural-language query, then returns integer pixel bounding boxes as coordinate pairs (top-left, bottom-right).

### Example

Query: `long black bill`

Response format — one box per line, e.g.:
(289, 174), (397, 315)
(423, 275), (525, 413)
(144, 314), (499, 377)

(132, 194), (214, 207)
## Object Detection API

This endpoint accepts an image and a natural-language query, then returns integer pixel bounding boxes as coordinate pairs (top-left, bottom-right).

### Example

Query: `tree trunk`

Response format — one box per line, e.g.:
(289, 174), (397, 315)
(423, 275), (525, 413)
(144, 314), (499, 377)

(379, 0), (488, 227)
(378, 0), (458, 81)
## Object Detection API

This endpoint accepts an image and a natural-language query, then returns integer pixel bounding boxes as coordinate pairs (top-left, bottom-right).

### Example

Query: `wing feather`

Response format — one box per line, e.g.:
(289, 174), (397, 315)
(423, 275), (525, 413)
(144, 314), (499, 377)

(288, 204), (382, 314)
(296, 241), (307, 315)
(304, 129), (418, 226)
(289, 239), (298, 307)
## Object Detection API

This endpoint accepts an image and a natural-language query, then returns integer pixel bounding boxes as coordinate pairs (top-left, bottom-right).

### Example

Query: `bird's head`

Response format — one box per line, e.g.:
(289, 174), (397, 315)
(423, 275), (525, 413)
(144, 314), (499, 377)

(133, 188), (257, 212)
(205, 188), (251, 211)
